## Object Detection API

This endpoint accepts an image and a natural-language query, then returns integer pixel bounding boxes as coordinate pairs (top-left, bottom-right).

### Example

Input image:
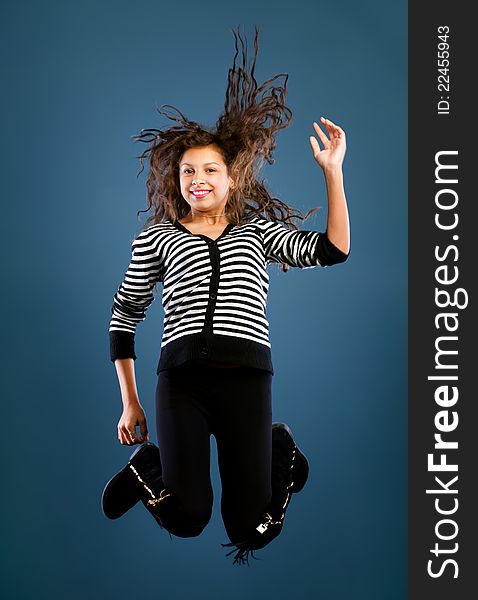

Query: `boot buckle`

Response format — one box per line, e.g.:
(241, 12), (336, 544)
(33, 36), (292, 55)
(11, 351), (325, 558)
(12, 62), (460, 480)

(256, 512), (272, 534)
(147, 489), (171, 506)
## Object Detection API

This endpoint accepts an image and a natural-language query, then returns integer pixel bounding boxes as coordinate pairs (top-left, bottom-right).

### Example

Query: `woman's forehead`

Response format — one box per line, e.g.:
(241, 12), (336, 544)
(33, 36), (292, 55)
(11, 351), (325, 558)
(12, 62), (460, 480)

(180, 145), (225, 165)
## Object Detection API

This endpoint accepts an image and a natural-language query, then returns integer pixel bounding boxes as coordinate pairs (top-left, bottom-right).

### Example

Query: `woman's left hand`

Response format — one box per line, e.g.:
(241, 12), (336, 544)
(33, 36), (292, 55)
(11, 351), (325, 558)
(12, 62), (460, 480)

(309, 116), (347, 171)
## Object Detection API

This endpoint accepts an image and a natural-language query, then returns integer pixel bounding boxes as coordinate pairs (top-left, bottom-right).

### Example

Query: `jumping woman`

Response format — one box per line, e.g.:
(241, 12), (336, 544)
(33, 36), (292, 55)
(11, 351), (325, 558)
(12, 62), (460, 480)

(101, 25), (350, 566)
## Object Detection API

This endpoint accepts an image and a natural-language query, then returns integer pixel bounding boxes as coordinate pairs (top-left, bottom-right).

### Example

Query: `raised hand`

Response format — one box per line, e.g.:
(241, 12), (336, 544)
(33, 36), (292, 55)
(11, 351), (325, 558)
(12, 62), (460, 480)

(309, 116), (347, 172)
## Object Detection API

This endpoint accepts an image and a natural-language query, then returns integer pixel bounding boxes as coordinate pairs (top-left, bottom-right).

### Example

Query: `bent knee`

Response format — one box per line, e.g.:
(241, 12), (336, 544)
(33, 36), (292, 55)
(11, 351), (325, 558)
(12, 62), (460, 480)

(162, 503), (212, 538)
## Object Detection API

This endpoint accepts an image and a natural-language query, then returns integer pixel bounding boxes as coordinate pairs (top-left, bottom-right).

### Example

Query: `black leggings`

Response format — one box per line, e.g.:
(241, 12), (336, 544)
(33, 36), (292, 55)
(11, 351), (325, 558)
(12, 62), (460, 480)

(155, 360), (273, 545)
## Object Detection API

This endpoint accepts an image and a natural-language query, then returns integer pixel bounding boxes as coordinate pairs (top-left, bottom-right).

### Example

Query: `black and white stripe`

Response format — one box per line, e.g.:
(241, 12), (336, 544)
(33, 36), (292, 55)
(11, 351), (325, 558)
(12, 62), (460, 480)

(109, 216), (349, 372)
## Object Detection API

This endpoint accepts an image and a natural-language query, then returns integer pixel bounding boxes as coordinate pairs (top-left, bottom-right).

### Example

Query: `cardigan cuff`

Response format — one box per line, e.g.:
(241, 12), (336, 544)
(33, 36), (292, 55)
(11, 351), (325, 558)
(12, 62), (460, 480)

(109, 331), (137, 362)
(316, 231), (350, 266)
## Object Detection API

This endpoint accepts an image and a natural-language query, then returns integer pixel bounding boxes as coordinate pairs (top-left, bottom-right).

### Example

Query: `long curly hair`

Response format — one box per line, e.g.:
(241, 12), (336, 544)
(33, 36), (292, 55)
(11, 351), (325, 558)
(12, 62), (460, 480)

(132, 25), (320, 272)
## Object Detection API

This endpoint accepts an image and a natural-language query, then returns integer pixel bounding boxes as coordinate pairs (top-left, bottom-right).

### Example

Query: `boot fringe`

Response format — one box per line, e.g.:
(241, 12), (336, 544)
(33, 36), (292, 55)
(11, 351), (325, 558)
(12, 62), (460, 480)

(221, 541), (263, 566)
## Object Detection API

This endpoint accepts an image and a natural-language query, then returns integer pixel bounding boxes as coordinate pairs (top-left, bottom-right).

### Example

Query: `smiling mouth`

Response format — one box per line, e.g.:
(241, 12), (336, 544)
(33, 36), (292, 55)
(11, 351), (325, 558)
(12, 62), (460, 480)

(191, 190), (211, 198)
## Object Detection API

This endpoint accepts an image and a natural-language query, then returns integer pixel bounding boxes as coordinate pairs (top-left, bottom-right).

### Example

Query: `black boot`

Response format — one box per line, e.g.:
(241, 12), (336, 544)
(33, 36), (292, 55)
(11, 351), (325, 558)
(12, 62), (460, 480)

(102, 442), (170, 523)
(221, 422), (309, 565)
(270, 421), (310, 512)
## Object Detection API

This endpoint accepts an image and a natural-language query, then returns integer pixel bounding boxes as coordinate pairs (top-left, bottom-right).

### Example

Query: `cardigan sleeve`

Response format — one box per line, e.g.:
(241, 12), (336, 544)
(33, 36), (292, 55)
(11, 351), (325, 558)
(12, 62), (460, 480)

(259, 218), (350, 268)
(109, 229), (165, 362)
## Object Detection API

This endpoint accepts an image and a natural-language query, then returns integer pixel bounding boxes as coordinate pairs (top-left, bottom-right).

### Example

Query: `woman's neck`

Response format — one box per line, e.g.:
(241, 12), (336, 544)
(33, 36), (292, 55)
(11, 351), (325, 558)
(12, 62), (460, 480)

(181, 212), (229, 225)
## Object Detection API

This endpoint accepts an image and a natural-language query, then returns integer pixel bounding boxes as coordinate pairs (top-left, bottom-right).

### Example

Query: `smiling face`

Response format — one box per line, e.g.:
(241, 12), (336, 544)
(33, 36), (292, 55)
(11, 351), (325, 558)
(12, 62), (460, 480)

(179, 145), (235, 219)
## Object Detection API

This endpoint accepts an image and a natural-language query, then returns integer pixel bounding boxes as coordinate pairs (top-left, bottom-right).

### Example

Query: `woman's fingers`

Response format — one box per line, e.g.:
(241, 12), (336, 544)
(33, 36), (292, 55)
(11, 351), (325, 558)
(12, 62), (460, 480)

(310, 117), (346, 162)
(119, 425), (130, 445)
(118, 426), (127, 445)
(128, 427), (139, 444)
(321, 116), (345, 140)
(117, 405), (148, 445)
(309, 135), (321, 155)
(139, 417), (149, 442)
(118, 423), (137, 445)
(312, 119), (331, 149)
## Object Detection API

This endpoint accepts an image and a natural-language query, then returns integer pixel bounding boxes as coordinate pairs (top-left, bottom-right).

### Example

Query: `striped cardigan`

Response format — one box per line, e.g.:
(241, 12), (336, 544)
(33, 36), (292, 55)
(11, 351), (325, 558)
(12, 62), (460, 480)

(109, 216), (349, 375)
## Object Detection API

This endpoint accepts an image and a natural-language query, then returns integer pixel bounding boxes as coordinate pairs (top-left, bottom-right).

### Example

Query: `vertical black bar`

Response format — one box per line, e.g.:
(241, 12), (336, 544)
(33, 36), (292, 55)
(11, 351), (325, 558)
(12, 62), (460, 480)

(409, 2), (477, 598)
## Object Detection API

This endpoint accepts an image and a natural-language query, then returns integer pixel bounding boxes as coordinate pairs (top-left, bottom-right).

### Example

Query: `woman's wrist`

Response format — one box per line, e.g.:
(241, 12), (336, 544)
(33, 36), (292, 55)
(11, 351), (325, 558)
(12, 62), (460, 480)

(122, 395), (140, 408)
(323, 164), (343, 179)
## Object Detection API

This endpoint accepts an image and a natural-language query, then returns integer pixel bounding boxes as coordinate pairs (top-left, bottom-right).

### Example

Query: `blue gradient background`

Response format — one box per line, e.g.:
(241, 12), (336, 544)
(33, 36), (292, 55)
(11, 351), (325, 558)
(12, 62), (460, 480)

(1, 1), (407, 598)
